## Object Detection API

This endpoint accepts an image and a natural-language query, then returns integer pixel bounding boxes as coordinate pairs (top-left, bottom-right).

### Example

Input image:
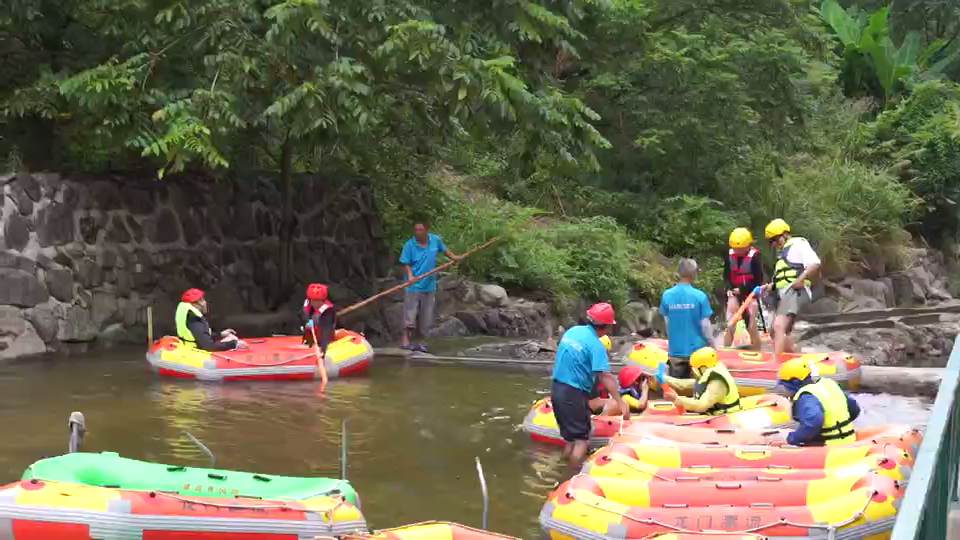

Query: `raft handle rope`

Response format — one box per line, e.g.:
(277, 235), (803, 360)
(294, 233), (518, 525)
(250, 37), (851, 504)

(476, 456), (489, 530)
(333, 521), (521, 539)
(152, 489), (346, 517)
(181, 430), (216, 467)
(603, 454), (884, 483)
(560, 481), (876, 538)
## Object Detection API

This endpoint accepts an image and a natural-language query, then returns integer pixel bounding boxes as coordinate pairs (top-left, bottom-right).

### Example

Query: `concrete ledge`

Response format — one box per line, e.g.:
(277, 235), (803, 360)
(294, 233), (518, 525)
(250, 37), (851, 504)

(858, 365), (944, 398)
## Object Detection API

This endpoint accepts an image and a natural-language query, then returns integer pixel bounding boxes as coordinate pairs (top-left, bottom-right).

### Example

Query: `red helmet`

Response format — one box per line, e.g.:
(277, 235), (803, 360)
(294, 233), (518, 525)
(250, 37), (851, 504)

(618, 366), (644, 389)
(586, 302), (616, 325)
(181, 288), (204, 303)
(306, 283), (328, 301)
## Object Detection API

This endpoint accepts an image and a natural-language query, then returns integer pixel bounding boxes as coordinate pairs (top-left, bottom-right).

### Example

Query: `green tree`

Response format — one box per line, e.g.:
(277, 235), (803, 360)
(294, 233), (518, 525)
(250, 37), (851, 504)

(3, 0), (610, 300)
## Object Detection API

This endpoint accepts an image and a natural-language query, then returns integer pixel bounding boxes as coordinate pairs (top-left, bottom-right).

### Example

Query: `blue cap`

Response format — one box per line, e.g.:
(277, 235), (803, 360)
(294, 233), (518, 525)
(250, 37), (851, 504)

(752, 285), (762, 295)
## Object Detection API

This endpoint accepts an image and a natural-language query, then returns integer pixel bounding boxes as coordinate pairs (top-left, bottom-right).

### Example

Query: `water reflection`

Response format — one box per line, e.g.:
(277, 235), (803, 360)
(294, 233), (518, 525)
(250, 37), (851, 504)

(0, 348), (935, 538)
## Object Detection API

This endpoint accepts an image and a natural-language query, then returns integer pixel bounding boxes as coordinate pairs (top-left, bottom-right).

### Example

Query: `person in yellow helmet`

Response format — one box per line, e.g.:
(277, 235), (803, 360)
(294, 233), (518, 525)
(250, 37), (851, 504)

(723, 227), (765, 350)
(770, 358), (860, 446)
(760, 219), (821, 364)
(659, 347), (742, 415)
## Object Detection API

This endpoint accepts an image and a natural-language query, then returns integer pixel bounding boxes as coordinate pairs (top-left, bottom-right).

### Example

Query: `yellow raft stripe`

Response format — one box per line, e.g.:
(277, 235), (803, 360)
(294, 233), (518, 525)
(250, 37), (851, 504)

(15, 482), (122, 511)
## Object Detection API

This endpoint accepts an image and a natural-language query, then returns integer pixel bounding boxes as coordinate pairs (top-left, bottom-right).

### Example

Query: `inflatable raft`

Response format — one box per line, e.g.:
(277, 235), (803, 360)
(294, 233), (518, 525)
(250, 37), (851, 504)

(343, 521), (520, 539)
(627, 339), (861, 395)
(540, 479), (901, 539)
(581, 451), (909, 482)
(23, 452), (359, 506)
(613, 423), (922, 456)
(0, 479), (365, 539)
(522, 395), (793, 448)
(146, 330), (373, 382)
(594, 440), (914, 470)
(557, 471), (898, 508)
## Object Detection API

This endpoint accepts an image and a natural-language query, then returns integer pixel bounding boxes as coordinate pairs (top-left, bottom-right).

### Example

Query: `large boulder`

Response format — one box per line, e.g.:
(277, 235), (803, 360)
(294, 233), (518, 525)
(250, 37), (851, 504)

(0, 306), (48, 360)
(478, 284), (509, 307)
(56, 304), (97, 342)
(0, 269), (49, 307)
(23, 301), (60, 343)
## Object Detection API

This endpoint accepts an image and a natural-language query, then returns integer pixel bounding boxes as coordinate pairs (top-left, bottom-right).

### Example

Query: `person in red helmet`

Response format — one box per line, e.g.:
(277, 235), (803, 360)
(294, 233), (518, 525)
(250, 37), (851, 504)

(301, 283), (337, 357)
(550, 302), (629, 469)
(175, 288), (247, 351)
(587, 340), (649, 414)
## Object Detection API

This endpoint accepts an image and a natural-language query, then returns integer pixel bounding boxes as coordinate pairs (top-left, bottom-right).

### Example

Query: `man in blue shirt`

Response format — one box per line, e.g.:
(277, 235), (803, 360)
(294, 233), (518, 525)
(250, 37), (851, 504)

(551, 303), (629, 469)
(659, 258), (717, 379)
(399, 222), (460, 352)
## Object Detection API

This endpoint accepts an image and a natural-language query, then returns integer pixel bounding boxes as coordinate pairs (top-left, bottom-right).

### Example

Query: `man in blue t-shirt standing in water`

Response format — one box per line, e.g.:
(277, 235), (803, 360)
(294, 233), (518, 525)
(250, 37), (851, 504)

(659, 258), (717, 378)
(399, 222), (460, 352)
(551, 302), (629, 469)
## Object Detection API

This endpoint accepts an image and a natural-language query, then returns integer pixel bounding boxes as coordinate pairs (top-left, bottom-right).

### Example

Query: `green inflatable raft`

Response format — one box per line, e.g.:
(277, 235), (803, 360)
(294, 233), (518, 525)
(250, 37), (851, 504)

(22, 452), (359, 506)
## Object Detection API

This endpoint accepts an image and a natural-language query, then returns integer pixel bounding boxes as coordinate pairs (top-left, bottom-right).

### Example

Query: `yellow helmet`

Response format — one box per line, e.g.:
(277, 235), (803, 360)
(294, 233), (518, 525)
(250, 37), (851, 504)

(729, 228), (753, 249)
(778, 358), (812, 382)
(600, 335), (612, 351)
(764, 218), (791, 240)
(690, 347), (719, 374)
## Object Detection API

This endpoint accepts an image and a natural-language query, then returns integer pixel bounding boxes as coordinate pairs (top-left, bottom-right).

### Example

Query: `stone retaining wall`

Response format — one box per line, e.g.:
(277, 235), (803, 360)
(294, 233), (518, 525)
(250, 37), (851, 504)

(0, 171), (392, 359)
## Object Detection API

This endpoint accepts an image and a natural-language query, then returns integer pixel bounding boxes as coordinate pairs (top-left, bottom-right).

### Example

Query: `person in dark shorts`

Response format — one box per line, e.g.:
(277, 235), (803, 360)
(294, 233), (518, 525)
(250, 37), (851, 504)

(723, 227), (765, 350)
(550, 303), (629, 469)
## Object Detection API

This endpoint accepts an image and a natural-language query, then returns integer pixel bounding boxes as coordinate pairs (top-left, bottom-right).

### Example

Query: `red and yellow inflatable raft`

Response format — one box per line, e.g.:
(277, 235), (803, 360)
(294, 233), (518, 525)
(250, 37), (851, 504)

(613, 423), (922, 456)
(540, 477), (902, 539)
(581, 450), (909, 482)
(0, 478), (366, 539)
(521, 395), (793, 448)
(626, 339), (861, 396)
(559, 470), (898, 508)
(146, 330), (373, 382)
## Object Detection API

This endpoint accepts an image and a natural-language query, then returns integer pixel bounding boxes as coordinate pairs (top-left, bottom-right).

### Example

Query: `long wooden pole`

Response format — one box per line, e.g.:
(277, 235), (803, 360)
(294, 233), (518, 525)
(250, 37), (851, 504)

(339, 234), (503, 316)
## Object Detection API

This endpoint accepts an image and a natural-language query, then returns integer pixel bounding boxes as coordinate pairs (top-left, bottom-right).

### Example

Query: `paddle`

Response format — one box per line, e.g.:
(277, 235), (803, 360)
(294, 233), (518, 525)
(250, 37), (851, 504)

(309, 323), (329, 393)
(727, 286), (760, 328)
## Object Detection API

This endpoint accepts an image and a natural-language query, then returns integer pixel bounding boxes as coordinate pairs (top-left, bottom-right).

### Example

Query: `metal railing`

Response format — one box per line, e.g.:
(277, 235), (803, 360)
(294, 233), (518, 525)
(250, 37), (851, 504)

(891, 341), (960, 539)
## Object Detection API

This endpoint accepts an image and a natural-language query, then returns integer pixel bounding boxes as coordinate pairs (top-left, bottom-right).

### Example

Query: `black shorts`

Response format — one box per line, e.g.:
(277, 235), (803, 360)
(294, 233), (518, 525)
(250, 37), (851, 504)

(551, 380), (591, 442)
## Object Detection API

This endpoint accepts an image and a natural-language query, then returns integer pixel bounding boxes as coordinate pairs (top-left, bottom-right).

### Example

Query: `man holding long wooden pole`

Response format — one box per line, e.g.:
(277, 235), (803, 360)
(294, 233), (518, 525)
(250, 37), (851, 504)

(399, 222), (461, 352)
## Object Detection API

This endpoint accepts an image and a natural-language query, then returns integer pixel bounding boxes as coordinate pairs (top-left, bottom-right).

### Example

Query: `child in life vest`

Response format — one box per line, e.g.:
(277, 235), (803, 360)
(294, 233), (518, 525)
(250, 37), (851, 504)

(302, 283), (337, 356)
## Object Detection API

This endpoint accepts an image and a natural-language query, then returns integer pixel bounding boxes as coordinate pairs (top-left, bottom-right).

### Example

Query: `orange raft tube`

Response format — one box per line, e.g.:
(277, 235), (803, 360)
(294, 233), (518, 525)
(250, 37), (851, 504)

(557, 471), (898, 508)
(627, 339), (861, 396)
(540, 475), (903, 539)
(614, 423), (922, 456)
(581, 450), (909, 483)
(522, 395), (793, 448)
(0, 478), (366, 539)
(593, 439), (915, 470)
(146, 330), (373, 382)
(342, 521), (520, 539)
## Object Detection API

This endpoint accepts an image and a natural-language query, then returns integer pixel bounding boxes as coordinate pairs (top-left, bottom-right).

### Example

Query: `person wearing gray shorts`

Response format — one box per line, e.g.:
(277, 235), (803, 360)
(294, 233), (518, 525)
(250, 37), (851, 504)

(398, 222), (460, 352)
(403, 290), (436, 344)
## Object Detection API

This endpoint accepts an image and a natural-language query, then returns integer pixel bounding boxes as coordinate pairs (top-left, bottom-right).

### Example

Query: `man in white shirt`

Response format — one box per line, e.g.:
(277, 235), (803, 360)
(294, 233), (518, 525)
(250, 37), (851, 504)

(761, 219), (821, 363)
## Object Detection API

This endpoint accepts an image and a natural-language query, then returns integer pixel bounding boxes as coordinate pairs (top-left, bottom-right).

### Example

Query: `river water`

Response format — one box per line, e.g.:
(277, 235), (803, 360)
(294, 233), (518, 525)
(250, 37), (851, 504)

(0, 348), (934, 538)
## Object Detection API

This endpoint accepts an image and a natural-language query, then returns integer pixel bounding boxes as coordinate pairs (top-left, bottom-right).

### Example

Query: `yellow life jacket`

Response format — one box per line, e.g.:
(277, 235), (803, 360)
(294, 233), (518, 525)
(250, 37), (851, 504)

(773, 237), (812, 290)
(793, 378), (856, 446)
(175, 302), (203, 344)
(693, 363), (742, 415)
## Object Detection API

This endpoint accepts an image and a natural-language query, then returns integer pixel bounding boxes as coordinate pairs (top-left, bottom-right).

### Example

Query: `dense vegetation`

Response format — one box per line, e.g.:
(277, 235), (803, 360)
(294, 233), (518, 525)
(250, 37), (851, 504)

(2, 0), (960, 308)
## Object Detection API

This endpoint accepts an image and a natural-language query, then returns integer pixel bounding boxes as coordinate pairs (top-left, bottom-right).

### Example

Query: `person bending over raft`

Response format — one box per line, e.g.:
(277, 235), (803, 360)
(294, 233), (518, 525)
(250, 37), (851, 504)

(175, 288), (248, 351)
(587, 337), (649, 414)
(769, 358), (861, 447)
(660, 346), (742, 414)
(551, 303), (629, 469)
(302, 283), (337, 357)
